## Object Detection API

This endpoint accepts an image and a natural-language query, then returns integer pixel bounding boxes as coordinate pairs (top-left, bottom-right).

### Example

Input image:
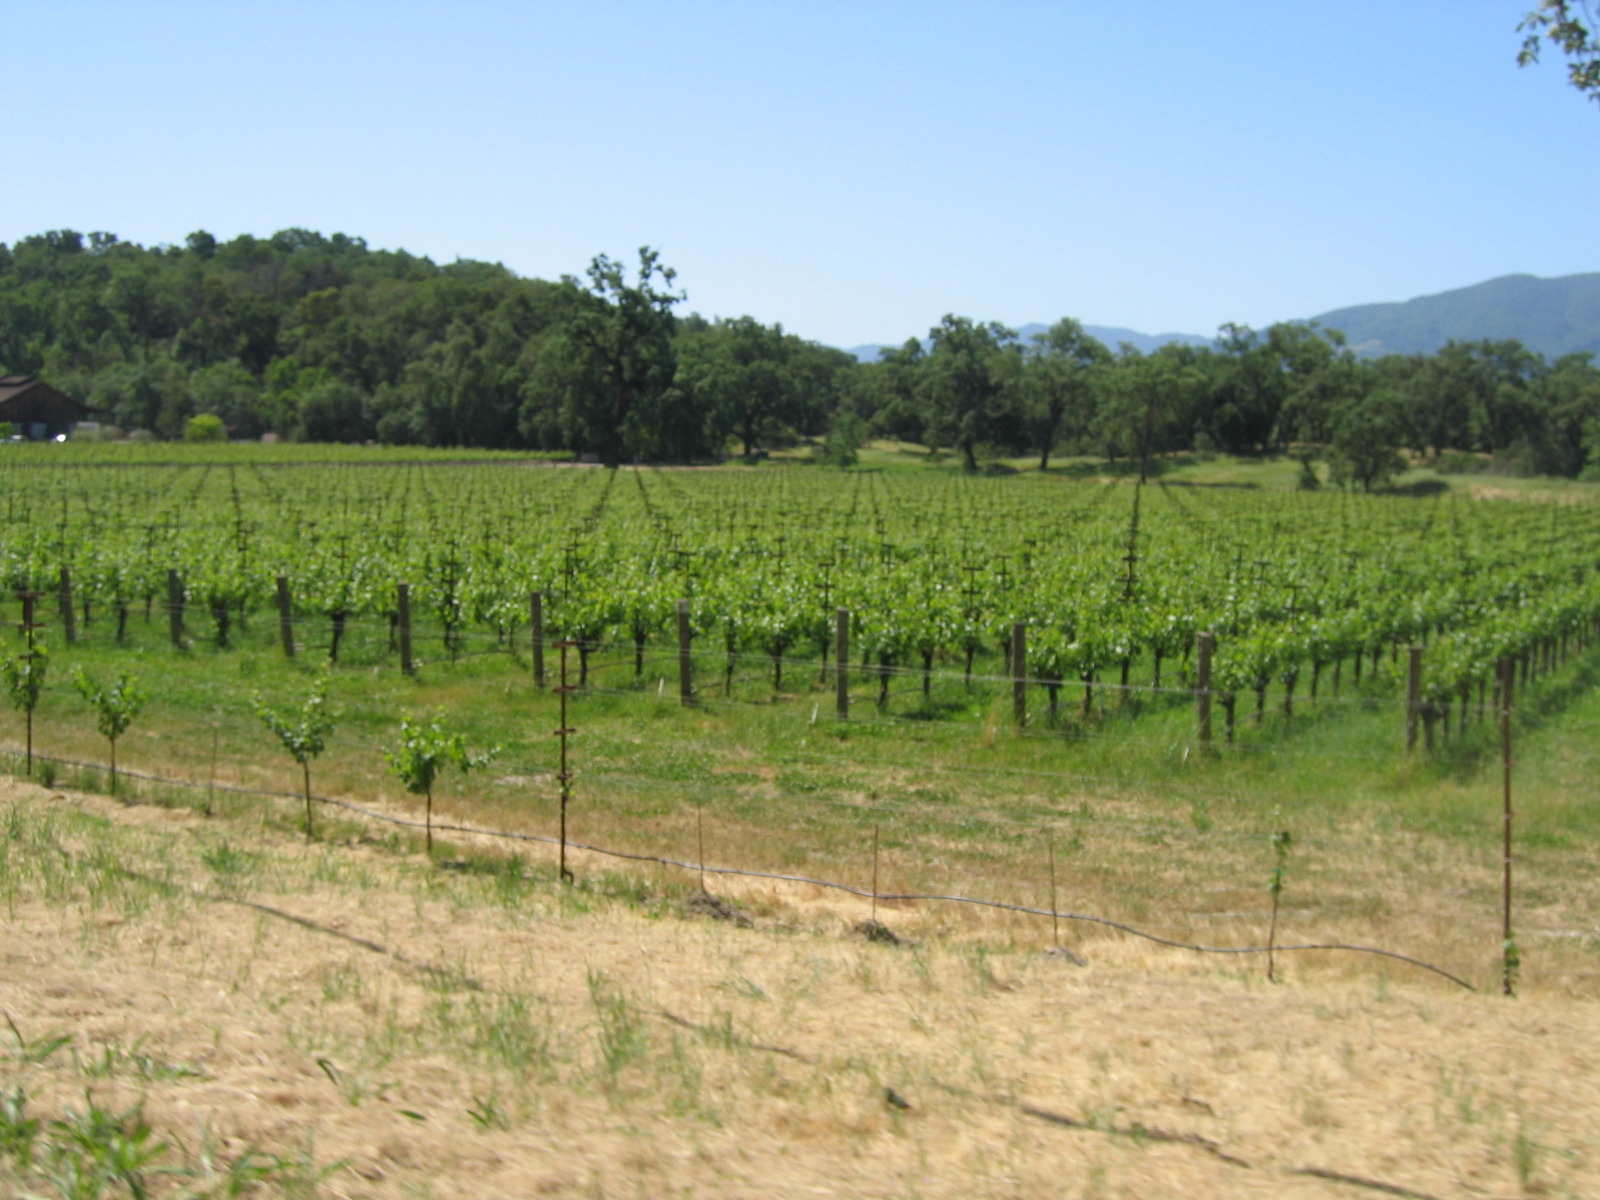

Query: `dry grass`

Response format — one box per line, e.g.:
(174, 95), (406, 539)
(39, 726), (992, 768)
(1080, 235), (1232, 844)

(3, 776), (1599, 1199)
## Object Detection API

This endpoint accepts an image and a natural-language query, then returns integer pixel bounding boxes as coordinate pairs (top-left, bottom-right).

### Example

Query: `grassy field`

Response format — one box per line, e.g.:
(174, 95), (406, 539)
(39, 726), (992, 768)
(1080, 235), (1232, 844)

(793, 439), (1600, 500)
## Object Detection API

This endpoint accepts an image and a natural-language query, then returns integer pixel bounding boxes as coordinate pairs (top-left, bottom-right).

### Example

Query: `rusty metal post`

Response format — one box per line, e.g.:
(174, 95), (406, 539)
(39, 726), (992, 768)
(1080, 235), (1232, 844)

(870, 824), (880, 922)
(531, 590), (546, 688)
(275, 575), (295, 658)
(677, 598), (693, 705)
(835, 607), (850, 720)
(555, 639), (577, 884)
(696, 801), (707, 892)
(1012, 621), (1027, 725)
(1047, 834), (1060, 947)
(1405, 646), (1423, 752)
(1501, 656), (1516, 996)
(167, 569), (185, 648)
(58, 567), (76, 645)
(1197, 631), (1214, 747)
(397, 582), (413, 675)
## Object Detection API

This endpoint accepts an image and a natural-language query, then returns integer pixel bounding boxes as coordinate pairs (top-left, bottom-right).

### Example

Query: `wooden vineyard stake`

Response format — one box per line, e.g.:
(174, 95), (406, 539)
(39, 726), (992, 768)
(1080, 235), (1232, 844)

(59, 567), (75, 645)
(1012, 621), (1027, 725)
(677, 598), (693, 705)
(1405, 646), (1423, 752)
(276, 575), (295, 658)
(167, 569), (185, 648)
(397, 582), (413, 675)
(531, 590), (546, 688)
(836, 607), (850, 720)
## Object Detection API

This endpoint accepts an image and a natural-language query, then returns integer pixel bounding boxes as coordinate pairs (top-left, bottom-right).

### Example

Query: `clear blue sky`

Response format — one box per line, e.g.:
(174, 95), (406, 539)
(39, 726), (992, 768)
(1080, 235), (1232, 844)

(6, 1), (1596, 347)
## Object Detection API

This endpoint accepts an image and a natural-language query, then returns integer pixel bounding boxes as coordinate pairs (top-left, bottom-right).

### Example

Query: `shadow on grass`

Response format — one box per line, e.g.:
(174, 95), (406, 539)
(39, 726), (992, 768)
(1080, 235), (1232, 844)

(1380, 479), (1451, 498)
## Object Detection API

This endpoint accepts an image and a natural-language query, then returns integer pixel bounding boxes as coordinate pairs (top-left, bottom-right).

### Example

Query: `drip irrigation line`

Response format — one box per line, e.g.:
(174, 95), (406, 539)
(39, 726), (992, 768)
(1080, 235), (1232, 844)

(306, 794), (1478, 991)
(1, 746), (1475, 990)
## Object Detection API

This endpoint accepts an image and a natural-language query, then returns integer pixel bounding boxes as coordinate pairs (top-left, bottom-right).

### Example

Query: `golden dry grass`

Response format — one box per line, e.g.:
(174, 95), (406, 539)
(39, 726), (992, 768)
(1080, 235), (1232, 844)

(3, 777), (1598, 1199)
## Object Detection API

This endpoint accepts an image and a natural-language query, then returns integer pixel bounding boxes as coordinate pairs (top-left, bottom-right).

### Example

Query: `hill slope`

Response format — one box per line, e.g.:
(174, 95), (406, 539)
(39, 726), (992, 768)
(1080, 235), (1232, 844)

(1311, 273), (1600, 359)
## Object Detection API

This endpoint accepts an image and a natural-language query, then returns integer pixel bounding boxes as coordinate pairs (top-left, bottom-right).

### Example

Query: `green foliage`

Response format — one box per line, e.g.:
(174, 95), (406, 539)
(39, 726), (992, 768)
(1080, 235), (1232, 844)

(6, 223), (1600, 476)
(71, 669), (146, 744)
(1520, 1), (1600, 103)
(1296, 450), (1321, 490)
(0, 641), (46, 715)
(386, 715), (495, 797)
(70, 667), (145, 792)
(524, 248), (685, 467)
(255, 672), (335, 767)
(1269, 829), (1293, 899)
(182, 412), (226, 443)
(1328, 387), (1410, 491)
(817, 410), (864, 467)
(1025, 317), (1111, 471)
(256, 672), (337, 837)
(5, 1014), (73, 1066)
(920, 315), (1022, 472)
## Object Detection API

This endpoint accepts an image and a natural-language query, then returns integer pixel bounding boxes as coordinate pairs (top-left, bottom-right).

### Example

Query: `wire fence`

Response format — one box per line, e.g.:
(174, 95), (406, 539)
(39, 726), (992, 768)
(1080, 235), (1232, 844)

(6, 591), (1594, 1001)
(1, 742), (1479, 992)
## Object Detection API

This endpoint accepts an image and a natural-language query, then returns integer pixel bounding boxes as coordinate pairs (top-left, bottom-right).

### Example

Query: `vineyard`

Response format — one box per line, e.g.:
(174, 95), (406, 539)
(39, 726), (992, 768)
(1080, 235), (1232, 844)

(2, 450), (1600, 981)
(3, 453), (1599, 729)
(6, 449), (1600, 1196)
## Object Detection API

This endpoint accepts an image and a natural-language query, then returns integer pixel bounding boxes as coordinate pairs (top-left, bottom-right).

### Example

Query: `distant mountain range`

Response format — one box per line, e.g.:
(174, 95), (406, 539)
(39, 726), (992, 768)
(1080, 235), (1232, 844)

(844, 323), (1210, 362)
(1308, 273), (1600, 359)
(842, 272), (1600, 362)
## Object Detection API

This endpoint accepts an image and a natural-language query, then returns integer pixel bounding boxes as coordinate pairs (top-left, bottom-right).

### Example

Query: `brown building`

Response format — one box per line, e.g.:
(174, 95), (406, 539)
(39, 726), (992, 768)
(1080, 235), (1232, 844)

(0, 376), (99, 440)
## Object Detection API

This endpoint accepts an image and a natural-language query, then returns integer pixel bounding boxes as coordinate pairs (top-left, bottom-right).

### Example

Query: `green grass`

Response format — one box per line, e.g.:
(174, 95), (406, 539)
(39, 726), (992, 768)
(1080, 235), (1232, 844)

(794, 439), (1600, 497)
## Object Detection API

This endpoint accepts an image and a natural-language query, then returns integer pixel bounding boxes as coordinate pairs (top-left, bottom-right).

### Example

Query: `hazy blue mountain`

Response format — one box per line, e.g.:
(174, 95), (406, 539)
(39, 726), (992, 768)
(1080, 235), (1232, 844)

(841, 273), (1600, 363)
(1310, 273), (1600, 359)
(844, 323), (1209, 362)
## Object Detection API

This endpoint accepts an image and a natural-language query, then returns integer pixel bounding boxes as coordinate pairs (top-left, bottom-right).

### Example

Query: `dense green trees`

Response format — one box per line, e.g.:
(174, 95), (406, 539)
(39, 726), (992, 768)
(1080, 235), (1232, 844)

(920, 316), (1022, 471)
(846, 320), (1600, 485)
(4, 225), (1600, 480)
(1023, 319), (1111, 471)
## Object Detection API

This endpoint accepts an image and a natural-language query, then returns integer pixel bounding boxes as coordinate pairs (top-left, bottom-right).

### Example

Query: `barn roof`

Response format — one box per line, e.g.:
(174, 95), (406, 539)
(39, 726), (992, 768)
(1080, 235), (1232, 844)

(0, 377), (98, 423)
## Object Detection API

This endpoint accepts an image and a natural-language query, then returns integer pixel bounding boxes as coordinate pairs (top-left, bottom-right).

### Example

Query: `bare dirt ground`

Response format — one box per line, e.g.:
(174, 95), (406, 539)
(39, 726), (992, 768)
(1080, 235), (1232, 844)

(2, 775), (1596, 1199)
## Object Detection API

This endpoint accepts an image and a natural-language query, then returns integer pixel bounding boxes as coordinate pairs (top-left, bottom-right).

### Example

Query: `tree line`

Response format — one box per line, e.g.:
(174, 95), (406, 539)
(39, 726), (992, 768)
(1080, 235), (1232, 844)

(4, 228), (1599, 483)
